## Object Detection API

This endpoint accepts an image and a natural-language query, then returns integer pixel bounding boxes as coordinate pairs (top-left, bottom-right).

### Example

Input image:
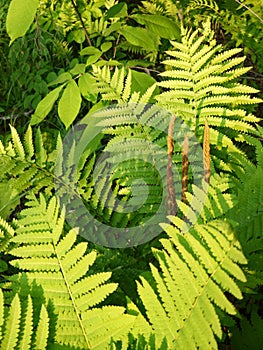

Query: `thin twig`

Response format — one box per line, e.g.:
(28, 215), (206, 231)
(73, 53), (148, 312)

(235, 0), (263, 25)
(113, 33), (121, 60)
(0, 110), (33, 120)
(70, 0), (92, 46)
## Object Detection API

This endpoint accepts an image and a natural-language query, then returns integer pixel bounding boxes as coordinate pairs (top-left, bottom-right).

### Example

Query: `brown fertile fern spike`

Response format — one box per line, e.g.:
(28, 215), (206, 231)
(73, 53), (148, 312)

(166, 115), (177, 216)
(203, 119), (211, 184)
(182, 134), (189, 204)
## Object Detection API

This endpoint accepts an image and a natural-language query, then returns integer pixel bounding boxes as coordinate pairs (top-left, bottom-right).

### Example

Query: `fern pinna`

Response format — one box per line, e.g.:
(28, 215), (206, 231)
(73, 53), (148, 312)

(0, 289), (50, 350)
(6, 194), (135, 349)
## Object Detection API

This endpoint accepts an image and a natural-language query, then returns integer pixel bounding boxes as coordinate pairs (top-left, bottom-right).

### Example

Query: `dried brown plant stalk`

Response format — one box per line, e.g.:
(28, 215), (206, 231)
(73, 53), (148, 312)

(166, 115), (177, 216)
(203, 119), (211, 184)
(182, 134), (189, 203)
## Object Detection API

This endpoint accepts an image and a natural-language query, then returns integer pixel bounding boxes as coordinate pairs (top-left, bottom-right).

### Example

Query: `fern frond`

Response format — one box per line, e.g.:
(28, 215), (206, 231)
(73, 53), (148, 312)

(156, 24), (262, 174)
(55, 103), (176, 246)
(171, 174), (235, 228)
(227, 166), (263, 288)
(8, 194), (135, 349)
(187, 0), (219, 12)
(92, 66), (156, 104)
(0, 126), (55, 219)
(33, 304), (49, 349)
(10, 125), (25, 159)
(136, 218), (246, 348)
(1, 293), (21, 349)
(231, 308), (263, 350)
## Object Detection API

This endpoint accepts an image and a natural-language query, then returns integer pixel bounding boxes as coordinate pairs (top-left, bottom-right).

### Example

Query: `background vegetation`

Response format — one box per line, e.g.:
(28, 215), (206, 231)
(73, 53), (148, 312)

(0, 0), (263, 349)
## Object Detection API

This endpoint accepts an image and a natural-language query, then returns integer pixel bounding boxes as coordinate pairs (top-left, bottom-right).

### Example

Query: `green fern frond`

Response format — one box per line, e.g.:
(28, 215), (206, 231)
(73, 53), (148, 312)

(0, 289), (50, 350)
(231, 307), (263, 350)
(8, 194), (135, 349)
(156, 23), (262, 173)
(0, 216), (15, 252)
(227, 166), (263, 289)
(55, 103), (175, 246)
(173, 173), (236, 227)
(135, 219), (246, 348)
(187, 0), (219, 12)
(0, 126), (55, 219)
(33, 304), (49, 349)
(92, 66), (156, 104)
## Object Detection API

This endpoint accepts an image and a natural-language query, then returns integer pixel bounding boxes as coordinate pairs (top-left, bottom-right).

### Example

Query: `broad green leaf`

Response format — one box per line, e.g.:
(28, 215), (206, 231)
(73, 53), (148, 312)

(58, 80), (81, 129)
(80, 46), (101, 56)
(6, 0), (39, 43)
(101, 42), (112, 52)
(78, 73), (97, 102)
(106, 2), (128, 18)
(103, 22), (122, 36)
(86, 53), (102, 66)
(120, 26), (159, 52)
(48, 72), (72, 86)
(30, 84), (65, 125)
(131, 71), (157, 96)
(70, 63), (86, 76)
(132, 14), (180, 40)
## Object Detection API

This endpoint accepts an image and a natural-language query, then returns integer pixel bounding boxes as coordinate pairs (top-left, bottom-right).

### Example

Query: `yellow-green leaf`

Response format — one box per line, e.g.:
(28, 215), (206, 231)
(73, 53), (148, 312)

(58, 80), (81, 129)
(6, 0), (39, 44)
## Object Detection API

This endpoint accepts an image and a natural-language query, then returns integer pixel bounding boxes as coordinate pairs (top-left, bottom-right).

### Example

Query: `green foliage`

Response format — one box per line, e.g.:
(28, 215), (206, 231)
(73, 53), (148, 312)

(0, 125), (54, 219)
(6, 0), (39, 43)
(156, 22), (262, 173)
(0, 290), (50, 350)
(1, 0), (263, 349)
(231, 307), (263, 350)
(137, 219), (246, 349)
(184, 0), (263, 74)
(6, 194), (135, 349)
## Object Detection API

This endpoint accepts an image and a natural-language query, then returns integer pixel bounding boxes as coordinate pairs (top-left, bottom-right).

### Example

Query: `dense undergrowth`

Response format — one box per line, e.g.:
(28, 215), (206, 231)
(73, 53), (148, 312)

(0, 0), (263, 349)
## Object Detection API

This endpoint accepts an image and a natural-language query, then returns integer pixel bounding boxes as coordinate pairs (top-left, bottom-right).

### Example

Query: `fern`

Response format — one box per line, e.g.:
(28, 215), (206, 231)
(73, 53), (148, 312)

(187, 0), (219, 12)
(134, 218), (247, 349)
(164, 174), (235, 242)
(139, 0), (180, 18)
(55, 102), (207, 247)
(227, 165), (263, 290)
(0, 126), (55, 219)
(231, 306), (263, 350)
(0, 288), (50, 349)
(156, 21), (262, 173)
(92, 65), (157, 103)
(7, 194), (135, 349)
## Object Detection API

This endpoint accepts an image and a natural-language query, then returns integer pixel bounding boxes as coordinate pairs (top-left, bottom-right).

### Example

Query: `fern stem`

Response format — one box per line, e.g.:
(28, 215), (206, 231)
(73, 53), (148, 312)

(53, 244), (92, 349)
(182, 134), (189, 203)
(203, 119), (210, 185)
(166, 115), (177, 216)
